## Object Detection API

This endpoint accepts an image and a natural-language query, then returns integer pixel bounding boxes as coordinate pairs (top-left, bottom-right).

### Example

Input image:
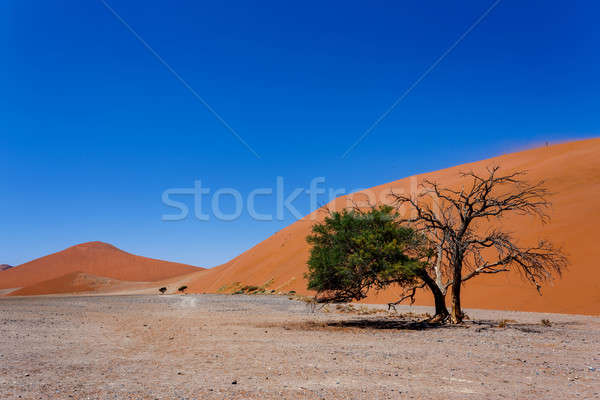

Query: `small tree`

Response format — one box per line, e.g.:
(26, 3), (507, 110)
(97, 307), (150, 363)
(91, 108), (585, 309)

(178, 285), (188, 293)
(391, 166), (567, 323)
(305, 206), (449, 320)
(159, 287), (167, 294)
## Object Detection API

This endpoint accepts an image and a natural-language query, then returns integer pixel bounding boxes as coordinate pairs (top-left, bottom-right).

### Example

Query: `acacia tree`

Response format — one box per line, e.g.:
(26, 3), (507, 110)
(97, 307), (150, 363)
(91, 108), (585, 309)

(305, 206), (450, 320)
(391, 166), (568, 323)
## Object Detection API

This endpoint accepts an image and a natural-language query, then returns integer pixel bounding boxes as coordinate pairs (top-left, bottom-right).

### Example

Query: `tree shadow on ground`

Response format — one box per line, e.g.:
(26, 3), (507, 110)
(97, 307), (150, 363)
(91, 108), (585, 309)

(323, 318), (459, 331)
(268, 318), (467, 332)
(263, 316), (578, 333)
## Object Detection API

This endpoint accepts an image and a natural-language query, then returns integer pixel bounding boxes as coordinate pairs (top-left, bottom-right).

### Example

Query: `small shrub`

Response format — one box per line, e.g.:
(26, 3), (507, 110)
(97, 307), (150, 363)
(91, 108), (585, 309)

(158, 287), (167, 294)
(178, 285), (188, 293)
(241, 285), (260, 293)
(541, 319), (552, 327)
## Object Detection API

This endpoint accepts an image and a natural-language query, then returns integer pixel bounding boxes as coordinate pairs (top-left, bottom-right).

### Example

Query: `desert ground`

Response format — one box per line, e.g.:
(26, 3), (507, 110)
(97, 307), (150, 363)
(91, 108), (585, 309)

(1, 295), (598, 399)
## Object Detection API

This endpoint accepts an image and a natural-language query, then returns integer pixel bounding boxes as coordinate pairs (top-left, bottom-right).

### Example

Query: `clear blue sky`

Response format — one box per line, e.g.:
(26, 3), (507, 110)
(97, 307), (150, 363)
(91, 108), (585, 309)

(2, 1), (598, 267)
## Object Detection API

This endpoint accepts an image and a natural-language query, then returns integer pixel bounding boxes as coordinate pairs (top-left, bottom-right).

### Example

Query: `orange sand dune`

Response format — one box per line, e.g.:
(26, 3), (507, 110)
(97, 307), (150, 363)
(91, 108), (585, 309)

(184, 139), (600, 315)
(0, 242), (201, 291)
(8, 271), (132, 296)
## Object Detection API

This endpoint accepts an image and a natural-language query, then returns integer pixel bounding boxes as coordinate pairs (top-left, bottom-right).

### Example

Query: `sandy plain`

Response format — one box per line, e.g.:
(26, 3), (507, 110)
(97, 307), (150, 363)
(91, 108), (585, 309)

(1, 294), (599, 399)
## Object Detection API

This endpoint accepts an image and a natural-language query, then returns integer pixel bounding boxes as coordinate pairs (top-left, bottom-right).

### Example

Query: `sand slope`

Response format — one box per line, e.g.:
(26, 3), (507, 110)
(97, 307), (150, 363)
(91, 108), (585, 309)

(0, 242), (201, 291)
(8, 271), (131, 296)
(184, 139), (600, 315)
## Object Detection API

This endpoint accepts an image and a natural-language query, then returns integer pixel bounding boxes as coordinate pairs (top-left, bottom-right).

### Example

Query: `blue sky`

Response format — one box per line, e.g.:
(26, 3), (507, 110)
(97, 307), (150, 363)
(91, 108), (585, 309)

(1, 1), (598, 267)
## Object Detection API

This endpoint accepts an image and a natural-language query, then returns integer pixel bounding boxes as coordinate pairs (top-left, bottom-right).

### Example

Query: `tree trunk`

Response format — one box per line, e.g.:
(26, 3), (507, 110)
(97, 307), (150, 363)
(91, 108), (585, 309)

(434, 243), (444, 293)
(450, 258), (464, 323)
(417, 270), (449, 322)
(450, 283), (463, 323)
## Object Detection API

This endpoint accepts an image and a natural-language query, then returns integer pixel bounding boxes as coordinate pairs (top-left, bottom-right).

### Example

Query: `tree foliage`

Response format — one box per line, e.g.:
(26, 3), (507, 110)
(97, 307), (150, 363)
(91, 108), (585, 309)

(306, 206), (425, 303)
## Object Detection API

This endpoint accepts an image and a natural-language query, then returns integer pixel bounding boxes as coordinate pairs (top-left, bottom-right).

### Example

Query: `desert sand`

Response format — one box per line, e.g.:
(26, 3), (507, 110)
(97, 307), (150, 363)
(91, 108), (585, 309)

(180, 139), (600, 315)
(0, 242), (201, 295)
(1, 294), (598, 399)
(7, 272), (143, 297)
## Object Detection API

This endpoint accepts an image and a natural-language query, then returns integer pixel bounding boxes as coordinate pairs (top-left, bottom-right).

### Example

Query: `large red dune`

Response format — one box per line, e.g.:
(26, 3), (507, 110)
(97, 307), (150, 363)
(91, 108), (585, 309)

(0, 241), (201, 292)
(183, 138), (600, 315)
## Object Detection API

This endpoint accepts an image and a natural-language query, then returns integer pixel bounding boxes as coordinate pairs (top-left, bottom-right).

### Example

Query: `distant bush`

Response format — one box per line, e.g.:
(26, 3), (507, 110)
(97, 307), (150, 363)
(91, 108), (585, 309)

(541, 319), (552, 327)
(178, 285), (188, 293)
(159, 287), (167, 294)
(241, 285), (260, 293)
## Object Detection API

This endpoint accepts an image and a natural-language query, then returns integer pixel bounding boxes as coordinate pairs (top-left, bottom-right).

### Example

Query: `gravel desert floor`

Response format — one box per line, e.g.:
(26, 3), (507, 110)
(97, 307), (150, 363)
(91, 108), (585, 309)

(1, 294), (599, 399)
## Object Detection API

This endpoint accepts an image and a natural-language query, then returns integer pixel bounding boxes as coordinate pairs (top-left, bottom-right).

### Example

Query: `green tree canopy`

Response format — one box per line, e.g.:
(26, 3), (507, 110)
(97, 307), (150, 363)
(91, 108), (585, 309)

(306, 206), (426, 303)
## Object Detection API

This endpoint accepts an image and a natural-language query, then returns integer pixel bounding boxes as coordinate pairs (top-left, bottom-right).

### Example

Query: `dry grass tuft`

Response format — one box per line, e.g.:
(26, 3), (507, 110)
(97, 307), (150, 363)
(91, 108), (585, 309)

(228, 280), (278, 295)
(334, 304), (386, 315)
(497, 319), (517, 328)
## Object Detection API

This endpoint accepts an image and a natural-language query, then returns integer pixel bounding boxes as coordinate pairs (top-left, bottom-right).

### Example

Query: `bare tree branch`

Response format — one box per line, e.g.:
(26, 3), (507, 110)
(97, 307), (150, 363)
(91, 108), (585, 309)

(388, 166), (568, 323)
(387, 282), (427, 311)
